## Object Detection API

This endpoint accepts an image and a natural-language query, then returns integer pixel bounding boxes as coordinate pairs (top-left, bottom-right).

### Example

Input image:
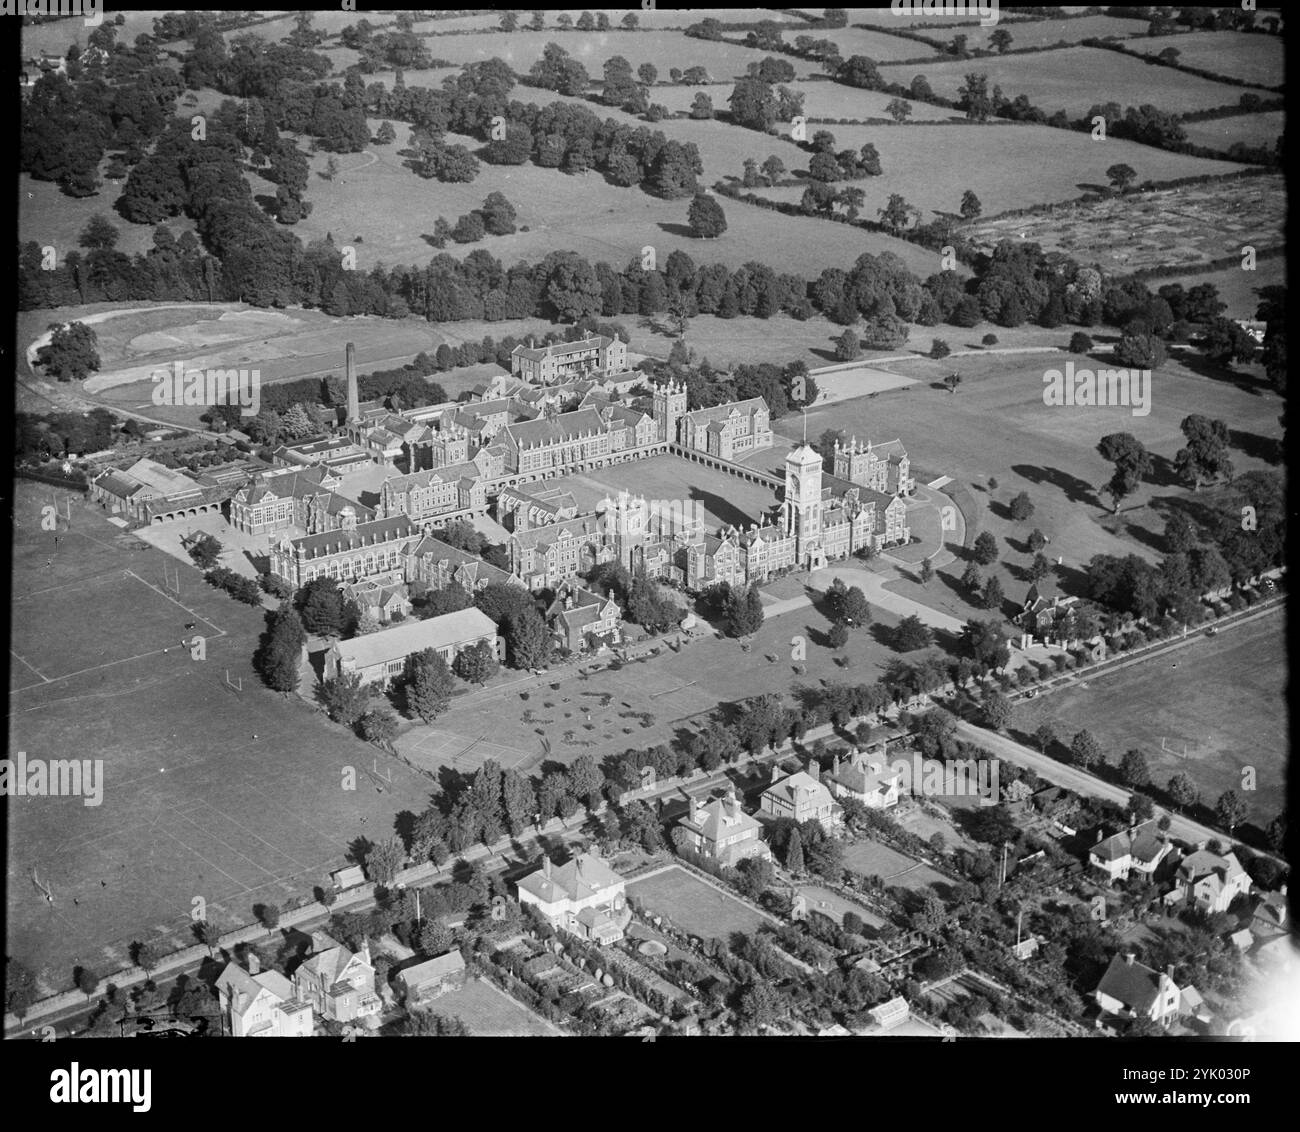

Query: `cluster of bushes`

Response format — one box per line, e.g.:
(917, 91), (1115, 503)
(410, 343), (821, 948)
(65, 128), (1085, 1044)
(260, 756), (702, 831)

(205, 566), (262, 605)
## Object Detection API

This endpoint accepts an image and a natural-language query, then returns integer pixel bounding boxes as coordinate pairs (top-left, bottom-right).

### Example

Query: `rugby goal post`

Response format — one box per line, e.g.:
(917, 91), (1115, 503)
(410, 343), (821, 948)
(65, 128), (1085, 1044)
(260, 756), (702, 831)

(223, 670), (243, 693)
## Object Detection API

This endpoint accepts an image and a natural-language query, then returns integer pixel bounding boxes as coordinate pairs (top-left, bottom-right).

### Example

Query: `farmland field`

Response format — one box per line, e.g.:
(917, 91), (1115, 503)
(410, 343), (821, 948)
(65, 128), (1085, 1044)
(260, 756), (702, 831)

(758, 122), (1247, 222)
(627, 866), (773, 939)
(1182, 111), (1286, 153)
(917, 13), (1154, 50)
(1014, 609), (1287, 828)
(652, 81), (964, 122)
(878, 46), (1254, 117)
(1126, 31), (1286, 88)
(960, 174), (1284, 274)
(1155, 258), (1286, 321)
(260, 121), (942, 281)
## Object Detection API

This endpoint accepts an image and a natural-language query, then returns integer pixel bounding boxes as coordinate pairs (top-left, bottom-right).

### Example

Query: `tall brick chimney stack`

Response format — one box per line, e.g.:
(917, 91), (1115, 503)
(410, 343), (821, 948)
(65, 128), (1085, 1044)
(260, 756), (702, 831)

(346, 342), (359, 425)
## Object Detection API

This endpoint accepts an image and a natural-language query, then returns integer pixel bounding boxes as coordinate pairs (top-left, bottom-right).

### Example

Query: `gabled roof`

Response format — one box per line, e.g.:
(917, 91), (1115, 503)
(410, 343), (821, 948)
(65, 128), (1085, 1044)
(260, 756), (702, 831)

(679, 794), (762, 844)
(1179, 849), (1247, 884)
(763, 770), (836, 811)
(517, 852), (623, 905)
(1096, 954), (1165, 1013)
(285, 515), (417, 559)
(683, 397), (769, 426)
(503, 408), (607, 450)
(398, 950), (466, 986)
(827, 750), (899, 796)
(511, 335), (615, 363)
(510, 514), (602, 553)
(330, 607), (497, 669)
(1092, 820), (1166, 864)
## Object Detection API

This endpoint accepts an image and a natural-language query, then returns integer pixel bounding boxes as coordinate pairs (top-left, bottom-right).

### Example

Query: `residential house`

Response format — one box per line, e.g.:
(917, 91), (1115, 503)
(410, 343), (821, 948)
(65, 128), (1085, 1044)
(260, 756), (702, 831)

(760, 765), (842, 830)
(341, 579), (412, 625)
(676, 788), (772, 867)
(825, 748), (901, 810)
(397, 950), (467, 1004)
(215, 957), (313, 1037)
(1094, 953), (1182, 1028)
(1171, 847), (1252, 914)
(292, 932), (382, 1024)
(545, 579), (622, 652)
(515, 852), (630, 946)
(1088, 820), (1171, 883)
(1251, 887), (1288, 937)
(322, 607), (500, 686)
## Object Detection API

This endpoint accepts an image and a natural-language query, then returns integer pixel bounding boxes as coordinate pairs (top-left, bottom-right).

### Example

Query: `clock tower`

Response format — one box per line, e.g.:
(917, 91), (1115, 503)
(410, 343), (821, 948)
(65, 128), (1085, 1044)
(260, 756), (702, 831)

(783, 444), (825, 567)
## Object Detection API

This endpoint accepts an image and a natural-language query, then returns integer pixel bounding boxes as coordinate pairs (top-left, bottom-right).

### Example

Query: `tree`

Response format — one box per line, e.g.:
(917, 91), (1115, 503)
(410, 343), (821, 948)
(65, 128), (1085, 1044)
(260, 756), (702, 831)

(1069, 730), (1103, 771)
(1265, 812), (1286, 854)
(893, 614), (932, 651)
(687, 193), (727, 238)
(929, 338), (951, 360)
(1174, 414), (1232, 491)
(828, 622), (849, 649)
(1105, 163), (1137, 191)
(258, 903), (281, 930)
(1167, 772), (1198, 813)
(1008, 492), (1034, 522)
(1033, 720), (1058, 754)
(184, 532), (223, 570)
(1027, 528), (1047, 554)
(453, 640), (499, 685)
(943, 372), (962, 394)
(982, 691), (1013, 731)
(785, 827), (805, 873)
(760, 154), (785, 184)
(79, 214), (120, 251)
(1097, 433), (1153, 513)
(725, 585), (765, 637)
(321, 672), (370, 726)
(480, 191), (517, 236)
(36, 321), (100, 382)
(360, 707), (399, 749)
(919, 558), (934, 585)
(259, 605), (305, 692)
(567, 754), (605, 812)
(1214, 789), (1247, 833)
(960, 562), (982, 593)
(972, 530), (999, 566)
(959, 189), (982, 219)
(505, 608), (552, 670)
(300, 579), (347, 637)
(981, 575), (1005, 612)
(989, 27), (1014, 53)
(1128, 792), (1156, 824)
(886, 97), (913, 123)
(365, 837), (405, 886)
(408, 650), (455, 723)
(834, 327), (861, 362)
(1119, 749), (1151, 789)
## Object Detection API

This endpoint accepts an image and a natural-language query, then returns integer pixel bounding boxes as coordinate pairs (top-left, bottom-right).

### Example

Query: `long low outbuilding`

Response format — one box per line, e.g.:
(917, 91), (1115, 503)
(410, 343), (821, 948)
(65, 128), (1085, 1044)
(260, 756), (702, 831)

(323, 607), (501, 686)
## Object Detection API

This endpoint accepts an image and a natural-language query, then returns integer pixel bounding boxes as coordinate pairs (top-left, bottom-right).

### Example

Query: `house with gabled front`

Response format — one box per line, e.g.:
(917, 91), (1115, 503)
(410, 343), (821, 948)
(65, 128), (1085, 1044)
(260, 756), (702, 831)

(545, 579), (621, 652)
(760, 764), (842, 831)
(1170, 846), (1252, 914)
(215, 955), (314, 1037)
(676, 788), (771, 867)
(292, 931), (382, 1024)
(1088, 820), (1171, 883)
(515, 852), (630, 946)
(1093, 953), (1183, 1029)
(825, 748), (901, 810)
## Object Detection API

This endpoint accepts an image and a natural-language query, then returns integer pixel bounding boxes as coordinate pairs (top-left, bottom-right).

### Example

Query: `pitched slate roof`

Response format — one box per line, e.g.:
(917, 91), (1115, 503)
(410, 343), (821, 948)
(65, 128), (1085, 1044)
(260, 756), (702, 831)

(511, 514), (602, 554)
(682, 397), (768, 426)
(679, 794), (762, 845)
(1092, 820), (1166, 864)
(503, 408), (607, 450)
(330, 607), (497, 670)
(764, 770), (836, 811)
(1096, 954), (1163, 1013)
(517, 852), (623, 904)
(398, 950), (466, 987)
(511, 335), (614, 363)
(285, 515), (418, 559)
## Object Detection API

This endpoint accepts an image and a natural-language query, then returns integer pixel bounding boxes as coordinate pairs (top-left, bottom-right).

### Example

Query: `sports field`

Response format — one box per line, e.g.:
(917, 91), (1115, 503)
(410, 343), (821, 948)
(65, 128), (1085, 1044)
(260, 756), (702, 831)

(627, 866), (773, 939)
(1014, 610), (1287, 828)
(7, 483), (434, 996)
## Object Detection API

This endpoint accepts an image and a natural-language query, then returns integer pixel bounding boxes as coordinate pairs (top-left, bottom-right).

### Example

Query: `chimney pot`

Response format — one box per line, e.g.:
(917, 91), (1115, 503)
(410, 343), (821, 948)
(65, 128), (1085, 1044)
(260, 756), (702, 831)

(1125, 953), (1135, 966)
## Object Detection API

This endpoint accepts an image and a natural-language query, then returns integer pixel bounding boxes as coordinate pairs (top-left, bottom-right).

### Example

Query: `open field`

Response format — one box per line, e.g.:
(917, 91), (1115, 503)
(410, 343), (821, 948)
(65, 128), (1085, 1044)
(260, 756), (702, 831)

(919, 13), (1154, 49)
(961, 174), (1284, 274)
(777, 347), (1286, 627)
(1126, 31), (1285, 88)
(758, 123), (1248, 223)
(256, 122), (942, 280)
(797, 884), (887, 929)
(1182, 112), (1286, 154)
(627, 866), (772, 939)
(425, 976), (564, 1036)
(1014, 609), (1287, 829)
(878, 46), (1255, 117)
(7, 483), (434, 992)
(381, 29), (827, 79)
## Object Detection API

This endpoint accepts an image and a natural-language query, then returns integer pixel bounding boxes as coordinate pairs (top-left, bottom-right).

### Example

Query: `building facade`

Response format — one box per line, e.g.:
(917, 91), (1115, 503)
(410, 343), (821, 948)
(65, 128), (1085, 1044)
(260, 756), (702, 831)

(323, 607), (501, 686)
(510, 335), (628, 384)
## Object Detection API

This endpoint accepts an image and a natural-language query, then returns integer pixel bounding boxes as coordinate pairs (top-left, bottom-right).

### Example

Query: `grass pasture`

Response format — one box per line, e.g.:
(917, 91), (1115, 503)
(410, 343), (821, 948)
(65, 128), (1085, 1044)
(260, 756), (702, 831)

(264, 121), (943, 280)
(627, 866), (772, 939)
(651, 81), (964, 122)
(1155, 259), (1286, 321)
(1014, 609), (1287, 828)
(877, 46), (1254, 117)
(1181, 111), (1285, 154)
(926, 13), (1154, 50)
(760, 122), (1248, 223)
(7, 483), (434, 992)
(1126, 31), (1285, 88)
